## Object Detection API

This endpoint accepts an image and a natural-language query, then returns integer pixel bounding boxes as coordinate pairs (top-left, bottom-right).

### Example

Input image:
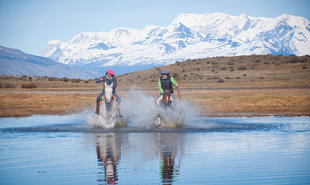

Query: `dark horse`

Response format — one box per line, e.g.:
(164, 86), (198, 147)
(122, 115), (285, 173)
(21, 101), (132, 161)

(155, 87), (175, 127)
(156, 88), (174, 108)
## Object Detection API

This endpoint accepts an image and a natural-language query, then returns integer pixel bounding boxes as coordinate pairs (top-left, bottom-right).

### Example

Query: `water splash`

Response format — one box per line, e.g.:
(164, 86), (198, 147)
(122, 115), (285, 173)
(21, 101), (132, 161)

(119, 88), (200, 128)
(88, 87), (200, 129)
(88, 100), (124, 129)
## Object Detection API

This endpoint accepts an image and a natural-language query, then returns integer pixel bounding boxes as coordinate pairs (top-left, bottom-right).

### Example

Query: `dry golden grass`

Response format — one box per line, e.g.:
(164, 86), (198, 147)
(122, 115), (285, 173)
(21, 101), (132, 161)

(0, 93), (96, 117)
(1, 54), (310, 117)
(0, 88), (309, 117)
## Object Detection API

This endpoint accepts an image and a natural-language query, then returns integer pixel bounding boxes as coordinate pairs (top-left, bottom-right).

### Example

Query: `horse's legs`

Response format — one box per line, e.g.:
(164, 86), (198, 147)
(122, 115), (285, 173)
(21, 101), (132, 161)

(96, 91), (105, 115)
(96, 101), (100, 115)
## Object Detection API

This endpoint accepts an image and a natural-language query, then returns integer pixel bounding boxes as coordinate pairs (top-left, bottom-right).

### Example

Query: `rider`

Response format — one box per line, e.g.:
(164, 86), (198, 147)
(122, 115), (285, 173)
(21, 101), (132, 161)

(95, 69), (121, 115)
(157, 69), (179, 104)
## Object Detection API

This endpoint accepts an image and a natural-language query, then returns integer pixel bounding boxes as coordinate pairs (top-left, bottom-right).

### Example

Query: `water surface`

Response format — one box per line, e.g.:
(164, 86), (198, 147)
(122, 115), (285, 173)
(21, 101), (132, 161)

(0, 115), (310, 185)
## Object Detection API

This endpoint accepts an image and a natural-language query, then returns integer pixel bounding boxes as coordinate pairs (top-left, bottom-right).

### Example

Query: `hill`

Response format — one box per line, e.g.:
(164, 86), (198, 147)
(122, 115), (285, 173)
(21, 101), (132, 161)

(117, 54), (310, 89)
(0, 45), (99, 79)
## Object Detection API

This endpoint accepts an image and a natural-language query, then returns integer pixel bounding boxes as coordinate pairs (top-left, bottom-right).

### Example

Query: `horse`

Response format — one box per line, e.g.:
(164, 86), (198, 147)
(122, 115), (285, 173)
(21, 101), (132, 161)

(155, 87), (177, 127)
(156, 88), (174, 108)
(98, 82), (121, 127)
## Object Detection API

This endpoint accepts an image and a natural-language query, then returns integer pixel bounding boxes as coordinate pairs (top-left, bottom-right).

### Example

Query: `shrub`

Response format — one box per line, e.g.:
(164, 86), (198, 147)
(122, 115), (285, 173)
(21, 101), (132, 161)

(22, 83), (37, 88)
(172, 73), (179, 78)
(221, 67), (227, 70)
(238, 66), (247, 70)
(217, 79), (224, 83)
(48, 77), (57, 81)
(0, 83), (14, 88)
(71, 79), (81, 83)
(60, 77), (70, 82)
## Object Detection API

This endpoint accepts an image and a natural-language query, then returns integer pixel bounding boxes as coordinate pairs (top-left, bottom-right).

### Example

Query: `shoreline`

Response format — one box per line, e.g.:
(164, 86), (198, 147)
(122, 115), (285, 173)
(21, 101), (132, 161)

(1, 87), (309, 118)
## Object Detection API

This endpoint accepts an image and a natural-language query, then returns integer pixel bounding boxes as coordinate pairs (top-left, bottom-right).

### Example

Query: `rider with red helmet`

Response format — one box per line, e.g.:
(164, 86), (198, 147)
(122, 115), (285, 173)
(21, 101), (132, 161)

(95, 69), (121, 115)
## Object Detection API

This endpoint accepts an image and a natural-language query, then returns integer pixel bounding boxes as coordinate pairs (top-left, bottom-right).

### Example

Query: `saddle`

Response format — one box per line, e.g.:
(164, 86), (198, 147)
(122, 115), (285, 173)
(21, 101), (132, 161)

(99, 94), (117, 105)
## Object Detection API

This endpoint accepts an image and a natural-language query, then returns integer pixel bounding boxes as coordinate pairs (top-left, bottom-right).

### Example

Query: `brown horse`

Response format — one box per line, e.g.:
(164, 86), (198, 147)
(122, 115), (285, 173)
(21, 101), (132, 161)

(156, 87), (174, 108)
(155, 87), (175, 127)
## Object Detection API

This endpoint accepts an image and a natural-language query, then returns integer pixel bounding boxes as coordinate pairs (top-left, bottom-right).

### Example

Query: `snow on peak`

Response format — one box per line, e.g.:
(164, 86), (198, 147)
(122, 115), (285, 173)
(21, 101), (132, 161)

(42, 13), (310, 67)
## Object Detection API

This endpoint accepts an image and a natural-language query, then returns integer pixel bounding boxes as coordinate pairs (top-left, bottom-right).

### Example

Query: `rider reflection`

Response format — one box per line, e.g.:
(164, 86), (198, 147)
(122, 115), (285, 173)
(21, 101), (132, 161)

(95, 133), (121, 184)
(157, 133), (183, 184)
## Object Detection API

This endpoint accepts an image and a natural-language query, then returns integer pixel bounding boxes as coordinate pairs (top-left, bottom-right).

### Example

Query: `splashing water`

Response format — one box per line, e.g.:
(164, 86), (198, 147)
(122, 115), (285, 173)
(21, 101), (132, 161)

(88, 100), (123, 129)
(88, 88), (200, 129)
(120, 88), (200, 128)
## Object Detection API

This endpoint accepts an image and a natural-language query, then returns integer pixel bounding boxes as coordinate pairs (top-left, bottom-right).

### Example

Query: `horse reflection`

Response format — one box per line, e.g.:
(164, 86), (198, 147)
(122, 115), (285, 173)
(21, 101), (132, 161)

(95, 133), (121, 184)
(156, 133), (183, 184)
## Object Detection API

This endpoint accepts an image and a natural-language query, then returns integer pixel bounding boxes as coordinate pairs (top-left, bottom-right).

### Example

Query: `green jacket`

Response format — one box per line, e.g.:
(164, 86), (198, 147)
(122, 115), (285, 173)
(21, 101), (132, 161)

(158, 76), (178, 94)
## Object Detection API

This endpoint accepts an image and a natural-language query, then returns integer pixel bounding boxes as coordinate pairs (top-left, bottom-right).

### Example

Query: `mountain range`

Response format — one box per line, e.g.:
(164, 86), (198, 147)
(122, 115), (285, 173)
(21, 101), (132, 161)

(0, 46), (99, 79)
(42, 13), (310, 74)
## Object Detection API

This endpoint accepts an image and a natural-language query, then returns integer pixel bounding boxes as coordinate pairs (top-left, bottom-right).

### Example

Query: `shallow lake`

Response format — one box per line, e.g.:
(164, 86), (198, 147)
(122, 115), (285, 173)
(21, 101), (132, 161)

(0, 114), (310, 185)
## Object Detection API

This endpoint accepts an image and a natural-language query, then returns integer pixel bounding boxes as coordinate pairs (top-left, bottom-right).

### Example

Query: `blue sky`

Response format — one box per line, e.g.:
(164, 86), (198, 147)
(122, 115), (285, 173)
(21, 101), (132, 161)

(0, 0), (309, 55)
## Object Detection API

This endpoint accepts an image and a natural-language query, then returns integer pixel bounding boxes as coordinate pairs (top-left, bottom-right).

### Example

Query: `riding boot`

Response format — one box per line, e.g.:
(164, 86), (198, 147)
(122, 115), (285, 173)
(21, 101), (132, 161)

(95, 101), (100, 115)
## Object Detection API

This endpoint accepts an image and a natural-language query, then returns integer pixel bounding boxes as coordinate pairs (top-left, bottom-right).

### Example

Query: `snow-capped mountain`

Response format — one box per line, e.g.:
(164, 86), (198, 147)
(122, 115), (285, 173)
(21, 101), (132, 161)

(0, 46), (100, 79)
(42, 13), (310, 73)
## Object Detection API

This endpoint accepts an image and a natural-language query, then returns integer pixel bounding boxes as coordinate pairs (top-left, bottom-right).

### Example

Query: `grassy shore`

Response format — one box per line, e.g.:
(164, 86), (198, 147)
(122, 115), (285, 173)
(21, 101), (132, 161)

(0, 87), (309, 117)
(1, 54), (309, 117)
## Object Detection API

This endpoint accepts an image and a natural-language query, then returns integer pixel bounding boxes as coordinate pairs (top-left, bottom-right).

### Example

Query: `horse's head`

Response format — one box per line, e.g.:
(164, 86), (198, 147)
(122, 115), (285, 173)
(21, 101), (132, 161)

(163, 88), (171, 104)
(104, 82), (113, 103)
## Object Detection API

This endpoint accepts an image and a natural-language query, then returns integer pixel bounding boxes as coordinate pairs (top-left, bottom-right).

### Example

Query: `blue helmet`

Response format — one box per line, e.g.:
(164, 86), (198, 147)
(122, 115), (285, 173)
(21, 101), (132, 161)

(160, 69), (169, 75)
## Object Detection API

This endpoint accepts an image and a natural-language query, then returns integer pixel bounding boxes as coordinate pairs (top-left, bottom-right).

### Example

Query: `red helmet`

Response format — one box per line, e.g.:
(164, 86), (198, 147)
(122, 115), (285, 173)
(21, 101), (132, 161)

(106, 69), (115, 76)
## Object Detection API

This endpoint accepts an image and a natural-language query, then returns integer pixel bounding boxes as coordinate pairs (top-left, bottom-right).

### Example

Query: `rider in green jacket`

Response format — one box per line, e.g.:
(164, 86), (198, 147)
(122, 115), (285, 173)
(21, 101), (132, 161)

(156, 69), (179, 104)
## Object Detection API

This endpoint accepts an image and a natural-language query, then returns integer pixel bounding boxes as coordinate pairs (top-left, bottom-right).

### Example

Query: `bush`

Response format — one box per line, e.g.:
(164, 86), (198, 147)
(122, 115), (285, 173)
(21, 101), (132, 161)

(60, 77), (70, 82)
(71, 79), (81, 83)
(217, 79), (224, 83)
(0, 83), (16, 88)
(48, 77), (57, 81)
(22, 83), (37, 88)
(238, 66), (247, 70)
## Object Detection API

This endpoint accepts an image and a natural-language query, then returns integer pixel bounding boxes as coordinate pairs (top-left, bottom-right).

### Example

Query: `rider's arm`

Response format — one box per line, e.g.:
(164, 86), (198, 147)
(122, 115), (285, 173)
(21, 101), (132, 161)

(95, 76), (104, 83)
(158, 78), (163, 94)
(170, 76), (178, 86)
(112, 77), (117, 91)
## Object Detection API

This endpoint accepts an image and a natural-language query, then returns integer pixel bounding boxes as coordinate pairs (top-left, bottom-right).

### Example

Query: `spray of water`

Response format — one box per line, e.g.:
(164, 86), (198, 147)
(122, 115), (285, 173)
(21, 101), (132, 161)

(88, 87), (201, 129)
(88, 100), (124, 129)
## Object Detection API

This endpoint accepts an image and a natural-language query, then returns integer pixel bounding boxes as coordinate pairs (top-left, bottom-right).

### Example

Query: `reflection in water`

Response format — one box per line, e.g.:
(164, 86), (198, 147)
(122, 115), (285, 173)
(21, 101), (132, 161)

(156, 133), (183, 184)
(95, 133), (121, 184)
